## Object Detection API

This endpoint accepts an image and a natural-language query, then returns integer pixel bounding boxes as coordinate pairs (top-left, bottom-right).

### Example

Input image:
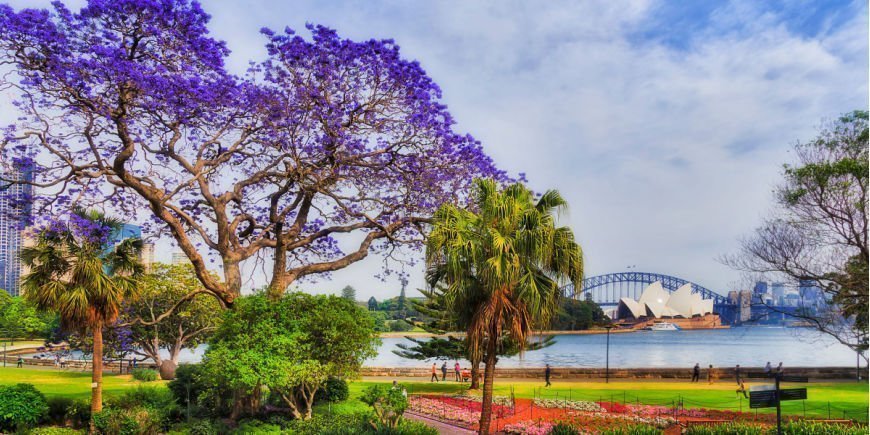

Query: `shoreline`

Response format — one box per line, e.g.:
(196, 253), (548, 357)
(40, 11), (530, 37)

(379, 329), (639, 338)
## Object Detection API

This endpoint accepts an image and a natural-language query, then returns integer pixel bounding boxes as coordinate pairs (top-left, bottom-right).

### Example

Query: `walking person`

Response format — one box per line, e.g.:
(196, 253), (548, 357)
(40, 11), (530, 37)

(776, 362), (783, 375)
(736, 380), (749, 399)
(735, 364), (741, 385)
(441, 361), (448, 381)
(545, 364), (552, 387)
(691, 363), (700, 382)
(764, 361), (772, 377)
(454, 361), (461, 382)
(16, 356), (23, 368)
(707, 364), (716, 384)
(430, 363), (439, 382)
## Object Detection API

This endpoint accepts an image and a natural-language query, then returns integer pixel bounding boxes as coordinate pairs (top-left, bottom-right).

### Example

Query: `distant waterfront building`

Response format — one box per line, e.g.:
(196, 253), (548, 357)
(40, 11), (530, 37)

(0, 166), (32, 296)
(771, 282), (786, 305)
(171, 252), (188, 265)
(614, 282), (721, 329)
(753, 281), (768, 295)
(140, 242), (155, 272)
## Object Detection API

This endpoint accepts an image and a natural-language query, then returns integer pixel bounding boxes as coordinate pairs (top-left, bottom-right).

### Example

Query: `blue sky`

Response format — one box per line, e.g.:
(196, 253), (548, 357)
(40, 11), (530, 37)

(5, 0), (869, 299)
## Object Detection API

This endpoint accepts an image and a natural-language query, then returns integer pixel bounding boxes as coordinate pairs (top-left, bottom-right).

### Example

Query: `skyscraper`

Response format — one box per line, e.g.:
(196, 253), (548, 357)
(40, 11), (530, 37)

(0, 166), (32, 296)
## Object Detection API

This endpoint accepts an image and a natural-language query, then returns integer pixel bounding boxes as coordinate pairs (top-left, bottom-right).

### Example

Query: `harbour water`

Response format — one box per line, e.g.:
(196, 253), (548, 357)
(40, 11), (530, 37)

(365, 327), (861, 368)
(27, 326), (861, 368)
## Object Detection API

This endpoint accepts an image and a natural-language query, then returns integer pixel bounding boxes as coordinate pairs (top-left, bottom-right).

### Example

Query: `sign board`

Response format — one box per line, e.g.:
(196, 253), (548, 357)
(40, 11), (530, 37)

(749, 388), (807, 409)
(750, 390), (777, 408)
(779, 375), (809, 383)
(779, 388), (807, 401)
(750, 385), (775, 392)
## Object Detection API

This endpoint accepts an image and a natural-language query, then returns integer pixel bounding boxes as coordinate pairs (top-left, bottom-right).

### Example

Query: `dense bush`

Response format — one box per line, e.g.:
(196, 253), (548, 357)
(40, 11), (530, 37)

(166, 419), (229, 435)
(316, 377), (350, 403)
(550, 422), (580, 435)
(283, 413), (436, 435)
(45, 397), (73, 425)
(684, 421), (868, 435)
(92, 407), (162, 435)
(167, 364), (225, 418)
(62, 400), (91, 430)
(131, 368), (159, 382)
(0, 383), (49, 431)
(233, 419), (283, 434)
(600, 425), (663, 435)
(360, 384), (409, 429)
(388, 320), (413, 332)
(27, 428), (84, 435)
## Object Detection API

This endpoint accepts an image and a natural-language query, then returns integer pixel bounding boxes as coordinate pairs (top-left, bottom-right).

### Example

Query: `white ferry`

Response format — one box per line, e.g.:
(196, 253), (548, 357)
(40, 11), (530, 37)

(644, 322), (681, 331)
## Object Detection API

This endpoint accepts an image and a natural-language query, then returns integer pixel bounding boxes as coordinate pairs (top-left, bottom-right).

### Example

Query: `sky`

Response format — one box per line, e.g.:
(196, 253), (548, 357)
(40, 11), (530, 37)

(4, 0), (869, 300)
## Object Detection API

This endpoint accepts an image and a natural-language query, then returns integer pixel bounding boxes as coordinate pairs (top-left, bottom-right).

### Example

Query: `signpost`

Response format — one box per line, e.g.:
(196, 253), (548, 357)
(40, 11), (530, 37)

(748, 372), (809, 435)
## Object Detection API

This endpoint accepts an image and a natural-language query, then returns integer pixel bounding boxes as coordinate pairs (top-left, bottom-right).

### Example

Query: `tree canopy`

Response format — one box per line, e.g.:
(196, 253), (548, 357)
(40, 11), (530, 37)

(0, 0), (505, 305)
(201, 292), (379, 420)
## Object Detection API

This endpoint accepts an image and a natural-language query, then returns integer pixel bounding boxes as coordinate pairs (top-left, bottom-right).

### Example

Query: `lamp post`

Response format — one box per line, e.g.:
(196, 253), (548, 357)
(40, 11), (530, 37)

(605, 325), (614, 383)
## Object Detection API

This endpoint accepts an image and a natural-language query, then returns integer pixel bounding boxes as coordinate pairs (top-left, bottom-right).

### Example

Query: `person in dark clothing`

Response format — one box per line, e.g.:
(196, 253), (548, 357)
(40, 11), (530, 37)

(16, 356), (23, 368)
(441, 362), (448, 381)
(776, 362), (783, 375)
(764, 361), (772, 377)
(736, 380), (749, 398)
(691, 363), (700, 382)
(545, 364), (552, 387)
(735, 364), (741, 385)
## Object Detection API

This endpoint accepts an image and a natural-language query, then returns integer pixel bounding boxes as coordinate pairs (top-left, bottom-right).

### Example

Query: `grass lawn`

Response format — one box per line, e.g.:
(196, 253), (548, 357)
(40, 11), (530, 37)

(0, 366), (164, 401)
(3, 366), (865, 422)
(334, 379), (870, 422)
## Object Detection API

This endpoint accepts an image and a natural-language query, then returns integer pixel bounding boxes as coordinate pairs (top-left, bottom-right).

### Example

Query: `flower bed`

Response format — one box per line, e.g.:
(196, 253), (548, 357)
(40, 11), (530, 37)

(502, 420), (554, 435)
(533, 398), (606, 413)
(408, 396), (479, 427)
(451, 391), (514, 407)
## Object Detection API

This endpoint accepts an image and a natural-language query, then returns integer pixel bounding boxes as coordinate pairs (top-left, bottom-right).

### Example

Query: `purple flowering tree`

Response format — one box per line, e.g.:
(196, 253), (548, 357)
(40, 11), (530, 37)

(0, 0), (504, 308)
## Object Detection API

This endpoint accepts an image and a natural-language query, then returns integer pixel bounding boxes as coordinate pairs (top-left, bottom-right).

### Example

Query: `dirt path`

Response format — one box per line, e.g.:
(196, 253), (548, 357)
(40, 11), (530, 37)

(405, 412), (476, 434)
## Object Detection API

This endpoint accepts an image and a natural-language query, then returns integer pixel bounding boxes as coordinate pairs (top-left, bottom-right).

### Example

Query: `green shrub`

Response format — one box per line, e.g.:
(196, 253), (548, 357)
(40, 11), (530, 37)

(233, 419), (283, 434)
(550, 422), (580, 435)
(284, 413), (437, 435)
(0, 383), (49, 431)
(92, 407), (162, 435)
(316, 377), (350, 403)
(360, 384), (408, 429)
(112, 385), (180, 421)
(27, 428), (84, 435)
(167, 419), (229, 435)
(388, 320), (413, 332)
(782, 421), (868, 435)
(62, 400), (91, 430)
(46, 397), (74, 425)
(168, 363), (231, 418)
(684, 422), (767, 435)
(600, 425), (663, 435)
(131, 368), (159, 382)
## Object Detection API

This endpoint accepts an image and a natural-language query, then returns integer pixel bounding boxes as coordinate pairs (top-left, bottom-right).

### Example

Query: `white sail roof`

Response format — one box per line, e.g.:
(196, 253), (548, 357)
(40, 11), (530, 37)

(638, 282), (670, 318)
(614, 281), (716, 320)
(665, 284), (694, 318)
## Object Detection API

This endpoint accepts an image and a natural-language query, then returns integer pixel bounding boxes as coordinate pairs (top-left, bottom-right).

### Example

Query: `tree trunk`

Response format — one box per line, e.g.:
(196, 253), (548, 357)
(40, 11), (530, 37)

(90, 322), (104, 432)
(470, 358), (481, 390)
(477, 338), (498, 435)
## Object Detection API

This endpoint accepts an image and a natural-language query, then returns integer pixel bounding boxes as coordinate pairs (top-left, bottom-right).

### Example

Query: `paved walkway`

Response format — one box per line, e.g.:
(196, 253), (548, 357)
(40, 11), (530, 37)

(405, 412), (475, 435)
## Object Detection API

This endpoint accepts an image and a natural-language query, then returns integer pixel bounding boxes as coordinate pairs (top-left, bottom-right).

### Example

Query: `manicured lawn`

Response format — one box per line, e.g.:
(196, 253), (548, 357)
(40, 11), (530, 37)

(0, 366), (163, 401)
(341, 379), (870, 421)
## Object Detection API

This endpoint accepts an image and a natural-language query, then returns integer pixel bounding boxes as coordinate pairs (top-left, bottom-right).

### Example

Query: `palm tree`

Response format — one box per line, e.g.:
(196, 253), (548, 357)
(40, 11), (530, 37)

(427, 179), (583, 434)
(21, 208), (142, 419)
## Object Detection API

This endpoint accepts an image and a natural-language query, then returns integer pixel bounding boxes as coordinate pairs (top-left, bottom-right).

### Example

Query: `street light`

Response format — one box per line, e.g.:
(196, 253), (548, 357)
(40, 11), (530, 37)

(605, 324), (614, 383)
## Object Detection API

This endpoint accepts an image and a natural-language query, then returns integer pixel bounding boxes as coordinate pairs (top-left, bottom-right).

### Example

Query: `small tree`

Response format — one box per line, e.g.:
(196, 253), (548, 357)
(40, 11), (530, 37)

(341, 286), (357, 302)
(368, 297), (378, 311)
(123, 263), (222, 379)
(360, 384), (408, 429)
(202, 293), (379, 420)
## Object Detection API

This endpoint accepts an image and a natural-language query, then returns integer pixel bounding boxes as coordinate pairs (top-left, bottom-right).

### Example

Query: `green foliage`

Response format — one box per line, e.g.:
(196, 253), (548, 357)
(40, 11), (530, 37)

(62, 400), (91, 429)
(550, 422), (580, 435)
(202, 292), (380, 418)
(92, 407), (162, 435)
(131, 368), (158, 382)
(0, 383), (49, 431)
(369, 311), (389, 332)
(233, 419), (283, 434)
(683, 421), (868, 435)
(124, 263), (222, 364)
(367, 297), (378, 311)
(0, 295), (56, 340)
(341, 286), (357, 302)
(45, 396), (73, 425)
(316, 377), (350, 403)
(388, 319), (413, 332)
(111, 385), (180, 419)
(599, 425), (662, 435)
(360, 384), (408, 429)
(166, 418), (229, 435)
(27, 428), (84, 435)
(550, 298), (607, 330)
(282, 413), (436, 435)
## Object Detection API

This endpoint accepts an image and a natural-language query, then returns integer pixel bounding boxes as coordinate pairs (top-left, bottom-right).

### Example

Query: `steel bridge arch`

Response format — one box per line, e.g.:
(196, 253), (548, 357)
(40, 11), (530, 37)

(561, 271), (728, 305)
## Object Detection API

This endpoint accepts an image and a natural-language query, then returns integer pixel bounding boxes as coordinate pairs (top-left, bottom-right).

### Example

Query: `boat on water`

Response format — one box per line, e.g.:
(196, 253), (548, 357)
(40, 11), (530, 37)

(644, 322), (681, 331)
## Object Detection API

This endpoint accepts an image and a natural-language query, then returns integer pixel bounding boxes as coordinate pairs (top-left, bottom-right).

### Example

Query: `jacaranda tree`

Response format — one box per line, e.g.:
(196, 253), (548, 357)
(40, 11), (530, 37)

(20, 208), (142, 419)
(427, 179), (583, 435)
(0, 0), (504, 311)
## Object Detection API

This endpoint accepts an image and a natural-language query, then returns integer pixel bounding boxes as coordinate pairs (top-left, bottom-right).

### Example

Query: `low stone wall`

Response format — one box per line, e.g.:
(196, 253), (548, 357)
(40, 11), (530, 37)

(0, 355), (157, 371)
(361, 366), (863, 380)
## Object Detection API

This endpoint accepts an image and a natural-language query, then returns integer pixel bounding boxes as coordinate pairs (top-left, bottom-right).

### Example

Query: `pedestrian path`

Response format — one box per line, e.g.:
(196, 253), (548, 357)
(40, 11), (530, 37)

(405, 412), (475, 434)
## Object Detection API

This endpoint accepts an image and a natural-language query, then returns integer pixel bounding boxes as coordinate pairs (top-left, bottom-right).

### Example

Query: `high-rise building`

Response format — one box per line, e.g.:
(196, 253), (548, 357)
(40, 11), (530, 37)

(0, 166), (32, 296)
(753, 281), (768, 295)
(771, 282), (786, 305)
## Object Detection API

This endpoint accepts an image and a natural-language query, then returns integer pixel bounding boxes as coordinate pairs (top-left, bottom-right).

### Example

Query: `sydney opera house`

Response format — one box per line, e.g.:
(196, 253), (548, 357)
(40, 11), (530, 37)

(611, 282), (723, 329)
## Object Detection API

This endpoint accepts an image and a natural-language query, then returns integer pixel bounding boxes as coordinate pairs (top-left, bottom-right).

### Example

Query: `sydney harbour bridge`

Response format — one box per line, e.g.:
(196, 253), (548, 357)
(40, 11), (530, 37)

(561, 271), (741, 324)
